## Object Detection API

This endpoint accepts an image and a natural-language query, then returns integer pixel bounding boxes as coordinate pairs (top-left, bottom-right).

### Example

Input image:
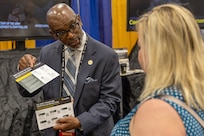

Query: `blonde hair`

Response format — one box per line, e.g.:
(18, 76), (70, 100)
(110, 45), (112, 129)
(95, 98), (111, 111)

(137, 3), (204, 110)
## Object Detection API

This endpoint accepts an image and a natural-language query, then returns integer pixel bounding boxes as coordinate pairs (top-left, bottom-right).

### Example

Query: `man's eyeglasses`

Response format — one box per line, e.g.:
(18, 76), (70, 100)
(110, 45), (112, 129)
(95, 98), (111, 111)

(55, 15), (79, 37)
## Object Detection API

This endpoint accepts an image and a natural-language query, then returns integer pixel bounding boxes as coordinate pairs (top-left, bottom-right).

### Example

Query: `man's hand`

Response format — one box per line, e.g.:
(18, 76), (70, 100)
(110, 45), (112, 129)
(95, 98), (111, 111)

(18, 54), (37, 70)
(53, 116), (81, 131)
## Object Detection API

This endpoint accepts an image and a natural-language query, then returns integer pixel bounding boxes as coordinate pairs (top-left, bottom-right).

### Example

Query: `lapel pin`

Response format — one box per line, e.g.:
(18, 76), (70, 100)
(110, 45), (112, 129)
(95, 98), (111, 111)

(88, 60), (93, 65)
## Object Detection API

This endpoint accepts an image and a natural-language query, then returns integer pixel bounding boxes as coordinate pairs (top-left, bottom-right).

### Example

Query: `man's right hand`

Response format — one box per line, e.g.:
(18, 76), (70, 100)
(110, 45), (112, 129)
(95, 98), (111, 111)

(18, 54), (37, 70)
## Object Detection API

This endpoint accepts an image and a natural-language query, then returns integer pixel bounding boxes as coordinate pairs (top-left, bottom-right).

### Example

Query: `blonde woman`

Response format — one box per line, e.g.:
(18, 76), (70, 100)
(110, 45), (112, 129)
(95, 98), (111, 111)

(111, 3), (204, 136)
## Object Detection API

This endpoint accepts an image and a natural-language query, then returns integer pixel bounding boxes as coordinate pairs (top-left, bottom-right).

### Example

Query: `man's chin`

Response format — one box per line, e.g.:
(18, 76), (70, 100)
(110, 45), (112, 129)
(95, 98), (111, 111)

(68, 39), (81, 48)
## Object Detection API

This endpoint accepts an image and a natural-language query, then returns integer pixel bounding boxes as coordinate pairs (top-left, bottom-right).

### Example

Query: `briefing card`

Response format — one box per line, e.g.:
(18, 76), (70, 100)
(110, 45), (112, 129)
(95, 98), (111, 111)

(13, 62), (59, 93)
(35, 96), (74, 130)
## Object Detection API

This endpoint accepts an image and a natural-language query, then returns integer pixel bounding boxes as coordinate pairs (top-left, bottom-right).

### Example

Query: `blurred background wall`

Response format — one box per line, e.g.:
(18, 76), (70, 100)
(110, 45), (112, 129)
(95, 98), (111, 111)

(0, 0), (137, 54)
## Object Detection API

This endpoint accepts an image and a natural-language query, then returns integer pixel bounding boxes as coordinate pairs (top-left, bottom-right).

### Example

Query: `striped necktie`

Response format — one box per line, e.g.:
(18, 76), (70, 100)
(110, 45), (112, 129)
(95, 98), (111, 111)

(62, 48), (76, 97)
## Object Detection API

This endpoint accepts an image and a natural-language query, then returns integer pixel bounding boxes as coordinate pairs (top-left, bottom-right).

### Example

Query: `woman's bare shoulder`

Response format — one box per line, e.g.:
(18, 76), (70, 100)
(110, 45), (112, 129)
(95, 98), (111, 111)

(129, 98), (186, 136)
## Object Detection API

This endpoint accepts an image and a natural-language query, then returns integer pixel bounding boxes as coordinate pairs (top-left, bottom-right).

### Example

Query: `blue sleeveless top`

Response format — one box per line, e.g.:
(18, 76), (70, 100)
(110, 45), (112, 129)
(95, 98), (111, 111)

(111, 86), (204, 136)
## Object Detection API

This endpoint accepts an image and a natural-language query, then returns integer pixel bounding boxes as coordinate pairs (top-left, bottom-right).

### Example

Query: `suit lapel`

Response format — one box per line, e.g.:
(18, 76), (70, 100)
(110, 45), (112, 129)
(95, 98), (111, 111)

(74, 36), (96, 108)
(50, 41), (63, 98)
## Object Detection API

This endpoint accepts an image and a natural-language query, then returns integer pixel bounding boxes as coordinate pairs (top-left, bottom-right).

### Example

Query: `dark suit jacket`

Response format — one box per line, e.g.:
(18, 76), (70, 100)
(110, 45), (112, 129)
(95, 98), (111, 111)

(20, 35), (122, 136)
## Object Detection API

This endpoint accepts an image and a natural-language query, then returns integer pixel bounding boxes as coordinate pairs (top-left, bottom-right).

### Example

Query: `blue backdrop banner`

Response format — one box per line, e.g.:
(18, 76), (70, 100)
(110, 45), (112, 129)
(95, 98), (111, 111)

(71, 0), (112, 47)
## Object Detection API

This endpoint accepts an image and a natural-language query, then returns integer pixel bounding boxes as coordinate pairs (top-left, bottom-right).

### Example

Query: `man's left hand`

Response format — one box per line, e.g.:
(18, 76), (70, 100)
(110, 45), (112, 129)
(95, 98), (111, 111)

(53, 116), (81, 131)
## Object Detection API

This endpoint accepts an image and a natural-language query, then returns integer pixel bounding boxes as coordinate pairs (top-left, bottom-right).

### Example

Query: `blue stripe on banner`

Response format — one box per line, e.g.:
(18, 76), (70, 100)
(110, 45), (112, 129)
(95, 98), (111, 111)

(71, 0), (112, 47)
(36, 39), (56, 47)
(99, 0), (112, 47)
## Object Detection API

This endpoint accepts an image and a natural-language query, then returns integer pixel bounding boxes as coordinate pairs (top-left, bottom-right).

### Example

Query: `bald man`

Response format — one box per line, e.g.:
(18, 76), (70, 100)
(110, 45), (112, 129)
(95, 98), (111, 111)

(18, 3), (122, 136)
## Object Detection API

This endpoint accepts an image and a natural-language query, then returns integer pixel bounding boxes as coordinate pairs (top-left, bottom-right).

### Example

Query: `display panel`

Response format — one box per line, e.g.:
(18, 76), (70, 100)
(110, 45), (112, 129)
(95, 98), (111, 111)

(127, 0), (204, 31)
(0, 0), (71, 40)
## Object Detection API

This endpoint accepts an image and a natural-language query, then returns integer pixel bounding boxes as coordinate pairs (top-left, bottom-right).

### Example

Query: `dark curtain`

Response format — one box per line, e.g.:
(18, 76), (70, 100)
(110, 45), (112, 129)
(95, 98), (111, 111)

(0, 49), (44, 136)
